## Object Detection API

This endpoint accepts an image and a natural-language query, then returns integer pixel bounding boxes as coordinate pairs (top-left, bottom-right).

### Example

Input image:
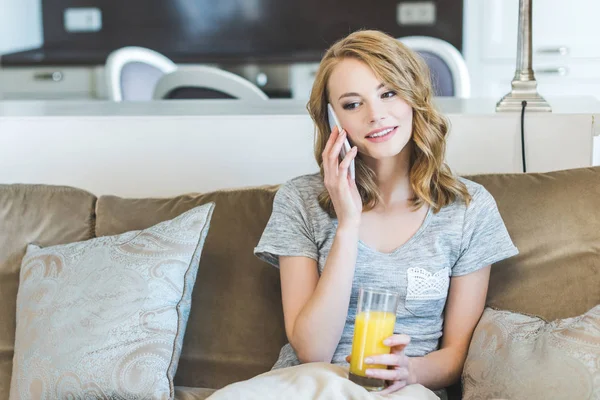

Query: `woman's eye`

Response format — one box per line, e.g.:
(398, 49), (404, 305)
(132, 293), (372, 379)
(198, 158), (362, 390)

(342, 102), (360, 110)
(382, 91), (396, 99)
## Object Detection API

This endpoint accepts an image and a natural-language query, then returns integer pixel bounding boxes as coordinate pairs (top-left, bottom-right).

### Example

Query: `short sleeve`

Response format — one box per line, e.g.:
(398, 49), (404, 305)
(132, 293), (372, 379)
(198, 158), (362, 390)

(254, 180), (319, 268)
(451, 185), (519, 276)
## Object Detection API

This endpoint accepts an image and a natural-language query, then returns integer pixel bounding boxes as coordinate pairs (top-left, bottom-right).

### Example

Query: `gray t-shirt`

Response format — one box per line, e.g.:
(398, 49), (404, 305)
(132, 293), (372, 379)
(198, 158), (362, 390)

(254, 173), (518, 370)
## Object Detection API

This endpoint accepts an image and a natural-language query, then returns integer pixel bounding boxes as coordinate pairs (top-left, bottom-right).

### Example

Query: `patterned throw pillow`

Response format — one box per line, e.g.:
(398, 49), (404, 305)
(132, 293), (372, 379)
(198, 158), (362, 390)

(462, 305), (600, 400)
(10, 203), (214, 400)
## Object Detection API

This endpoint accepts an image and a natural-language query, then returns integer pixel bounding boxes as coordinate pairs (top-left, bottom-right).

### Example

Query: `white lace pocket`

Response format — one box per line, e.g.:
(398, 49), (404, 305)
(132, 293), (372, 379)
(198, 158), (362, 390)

(405, 267), (450, 317)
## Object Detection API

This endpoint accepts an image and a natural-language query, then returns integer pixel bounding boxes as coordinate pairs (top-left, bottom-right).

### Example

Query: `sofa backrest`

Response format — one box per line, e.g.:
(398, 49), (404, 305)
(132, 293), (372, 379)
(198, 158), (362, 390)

(0, 185), (96, 400)
(467, 166), (600, 322)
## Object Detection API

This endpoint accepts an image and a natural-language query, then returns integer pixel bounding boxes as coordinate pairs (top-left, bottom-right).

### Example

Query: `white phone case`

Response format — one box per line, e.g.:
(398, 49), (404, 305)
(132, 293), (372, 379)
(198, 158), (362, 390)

(327, 103), (355, 180)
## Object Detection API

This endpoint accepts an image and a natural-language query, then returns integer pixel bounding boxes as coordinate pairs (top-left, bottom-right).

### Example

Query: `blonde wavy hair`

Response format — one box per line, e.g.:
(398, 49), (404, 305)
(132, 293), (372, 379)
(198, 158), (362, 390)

(308, 30), (471, 216)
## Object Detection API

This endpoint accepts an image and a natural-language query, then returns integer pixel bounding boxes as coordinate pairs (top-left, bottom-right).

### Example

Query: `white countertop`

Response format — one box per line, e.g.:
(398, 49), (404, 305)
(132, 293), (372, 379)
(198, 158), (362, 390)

(0, 96), (599, 118)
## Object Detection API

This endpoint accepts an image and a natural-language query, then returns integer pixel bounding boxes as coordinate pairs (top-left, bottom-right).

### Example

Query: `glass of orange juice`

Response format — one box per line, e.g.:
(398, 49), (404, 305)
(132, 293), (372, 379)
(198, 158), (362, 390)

(349, 287), (400, 391)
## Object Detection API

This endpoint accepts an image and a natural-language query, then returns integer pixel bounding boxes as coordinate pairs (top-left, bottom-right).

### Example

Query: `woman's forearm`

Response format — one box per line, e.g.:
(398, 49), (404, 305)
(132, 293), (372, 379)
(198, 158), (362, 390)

(411, 347), (465, 391)
(291, 224), (359, 363)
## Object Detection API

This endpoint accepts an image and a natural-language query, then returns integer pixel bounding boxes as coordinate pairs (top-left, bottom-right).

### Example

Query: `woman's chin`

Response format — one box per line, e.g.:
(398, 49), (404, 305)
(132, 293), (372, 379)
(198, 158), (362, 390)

(363, 147), (407, 160)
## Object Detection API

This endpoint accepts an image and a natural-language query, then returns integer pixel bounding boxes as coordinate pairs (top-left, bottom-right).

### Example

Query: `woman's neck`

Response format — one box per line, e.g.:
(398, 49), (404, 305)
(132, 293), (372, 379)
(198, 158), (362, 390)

(364, 145), (413, 208)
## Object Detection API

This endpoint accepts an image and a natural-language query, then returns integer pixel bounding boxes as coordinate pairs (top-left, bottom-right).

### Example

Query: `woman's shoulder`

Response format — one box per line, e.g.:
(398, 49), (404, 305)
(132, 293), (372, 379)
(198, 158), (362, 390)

(274, 173), (330, 225)
(458, 177), (487, 197)
(279, 173), (325, 198)
(456, 176), (498, 211)
(437, 177), (495, 215)
(432, 177), (503, 238)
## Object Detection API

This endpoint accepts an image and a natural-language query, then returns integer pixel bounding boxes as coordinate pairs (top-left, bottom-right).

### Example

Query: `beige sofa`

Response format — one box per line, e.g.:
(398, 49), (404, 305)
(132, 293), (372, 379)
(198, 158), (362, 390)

(1, 166), (599, 400)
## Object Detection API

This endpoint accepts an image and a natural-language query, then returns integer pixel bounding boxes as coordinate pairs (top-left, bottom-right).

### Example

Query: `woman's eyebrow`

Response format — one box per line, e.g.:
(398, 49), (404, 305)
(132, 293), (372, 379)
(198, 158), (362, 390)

(338, 83), (385, 101)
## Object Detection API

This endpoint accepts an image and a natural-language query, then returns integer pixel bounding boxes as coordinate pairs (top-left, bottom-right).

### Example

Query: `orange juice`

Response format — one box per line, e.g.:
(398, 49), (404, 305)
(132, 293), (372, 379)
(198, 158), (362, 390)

(349, 310), (396, 376)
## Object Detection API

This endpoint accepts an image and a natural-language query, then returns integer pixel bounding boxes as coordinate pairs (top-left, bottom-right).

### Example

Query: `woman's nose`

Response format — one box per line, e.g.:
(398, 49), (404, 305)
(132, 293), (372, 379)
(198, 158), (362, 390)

(367, 102), (386, 124)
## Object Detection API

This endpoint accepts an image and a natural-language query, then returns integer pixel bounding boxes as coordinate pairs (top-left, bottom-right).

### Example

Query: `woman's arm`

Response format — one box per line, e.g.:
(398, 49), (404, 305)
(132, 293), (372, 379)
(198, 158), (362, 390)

(410, 265), (491, 390)
(279, 125), (362, 363)
(364, 265), (491, 393)
(280, 224), (359, 363)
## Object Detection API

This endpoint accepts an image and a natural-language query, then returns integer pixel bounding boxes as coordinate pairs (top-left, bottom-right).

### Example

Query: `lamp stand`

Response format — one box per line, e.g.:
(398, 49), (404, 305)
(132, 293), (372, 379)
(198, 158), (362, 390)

(496, 0), (551, 112)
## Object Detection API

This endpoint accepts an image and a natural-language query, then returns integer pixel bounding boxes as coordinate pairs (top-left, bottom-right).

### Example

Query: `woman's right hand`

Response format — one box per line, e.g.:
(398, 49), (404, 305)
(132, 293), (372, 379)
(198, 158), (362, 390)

(322, 126), (362, 228)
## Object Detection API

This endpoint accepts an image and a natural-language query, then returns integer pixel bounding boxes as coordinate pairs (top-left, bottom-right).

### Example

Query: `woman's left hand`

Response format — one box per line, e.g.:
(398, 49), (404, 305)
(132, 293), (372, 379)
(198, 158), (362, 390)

(363, 334), (418, 395)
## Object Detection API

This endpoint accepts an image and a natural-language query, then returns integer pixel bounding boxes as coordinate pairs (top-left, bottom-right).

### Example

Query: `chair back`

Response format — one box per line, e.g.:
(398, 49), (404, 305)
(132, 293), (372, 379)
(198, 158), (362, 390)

(398, 36), (471, 98)
(153, 67), (268, 101)
(105, 46), (177, 101)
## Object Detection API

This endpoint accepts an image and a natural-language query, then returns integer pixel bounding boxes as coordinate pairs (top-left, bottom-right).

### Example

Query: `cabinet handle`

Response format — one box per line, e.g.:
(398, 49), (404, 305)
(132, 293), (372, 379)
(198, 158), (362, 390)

(536, 46), (569, 56)
(33, 71), (64, 82)
(536, 67), (569, 76)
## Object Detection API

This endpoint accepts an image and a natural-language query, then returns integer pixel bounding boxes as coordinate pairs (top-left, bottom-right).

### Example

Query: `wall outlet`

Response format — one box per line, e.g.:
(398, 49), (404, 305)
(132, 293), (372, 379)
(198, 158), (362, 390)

(397, 2), (436, 26)
(64, 7), (102, 33)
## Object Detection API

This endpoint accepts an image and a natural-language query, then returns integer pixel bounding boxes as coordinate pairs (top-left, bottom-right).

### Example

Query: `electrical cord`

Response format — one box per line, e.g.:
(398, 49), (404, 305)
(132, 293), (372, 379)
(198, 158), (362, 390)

(521, 100), (527, 173)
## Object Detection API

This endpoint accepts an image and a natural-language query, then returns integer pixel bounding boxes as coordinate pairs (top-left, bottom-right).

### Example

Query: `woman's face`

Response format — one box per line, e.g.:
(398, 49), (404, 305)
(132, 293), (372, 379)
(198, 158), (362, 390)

(327, 58), (413, 161)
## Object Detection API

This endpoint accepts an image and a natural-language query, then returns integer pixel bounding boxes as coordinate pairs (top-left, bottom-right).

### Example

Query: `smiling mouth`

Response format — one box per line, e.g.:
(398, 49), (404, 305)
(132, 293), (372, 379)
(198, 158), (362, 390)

(366, 126), (397, 139)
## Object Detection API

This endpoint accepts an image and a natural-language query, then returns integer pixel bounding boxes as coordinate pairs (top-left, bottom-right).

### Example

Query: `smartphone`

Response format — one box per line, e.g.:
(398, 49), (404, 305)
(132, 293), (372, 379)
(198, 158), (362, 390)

(327, 103), (355, 180)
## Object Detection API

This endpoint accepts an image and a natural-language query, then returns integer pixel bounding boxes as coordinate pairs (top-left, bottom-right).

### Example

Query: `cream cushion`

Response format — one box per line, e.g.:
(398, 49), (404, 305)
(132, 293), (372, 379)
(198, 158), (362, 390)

(462, 305), (600, 400)
(9, 203), (214, 400)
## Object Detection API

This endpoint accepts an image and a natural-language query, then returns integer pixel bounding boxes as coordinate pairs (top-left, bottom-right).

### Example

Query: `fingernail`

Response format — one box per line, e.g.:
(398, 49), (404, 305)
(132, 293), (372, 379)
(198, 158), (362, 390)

(365, 358), (373, 364)
(365, 369), (373, 376)
(383, 339), (391, 345)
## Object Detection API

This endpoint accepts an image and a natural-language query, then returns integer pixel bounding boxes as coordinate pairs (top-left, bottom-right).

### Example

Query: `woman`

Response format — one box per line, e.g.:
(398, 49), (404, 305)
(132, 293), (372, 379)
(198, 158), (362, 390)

(253, 30), (518, 398)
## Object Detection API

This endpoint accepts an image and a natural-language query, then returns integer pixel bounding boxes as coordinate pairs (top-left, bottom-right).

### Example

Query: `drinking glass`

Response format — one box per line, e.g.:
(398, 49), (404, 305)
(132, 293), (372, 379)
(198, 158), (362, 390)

(348, 287), (400, 391)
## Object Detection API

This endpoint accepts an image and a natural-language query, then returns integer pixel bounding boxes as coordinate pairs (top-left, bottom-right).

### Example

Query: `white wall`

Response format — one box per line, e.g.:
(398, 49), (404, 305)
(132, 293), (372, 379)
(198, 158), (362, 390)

(0, 0), (42, 55)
